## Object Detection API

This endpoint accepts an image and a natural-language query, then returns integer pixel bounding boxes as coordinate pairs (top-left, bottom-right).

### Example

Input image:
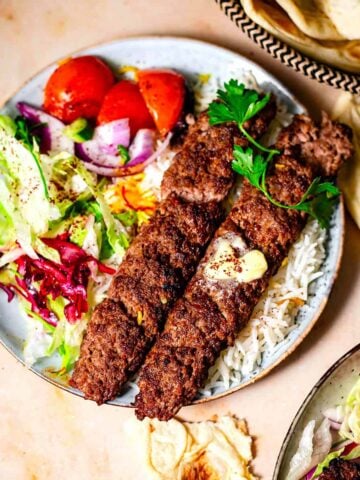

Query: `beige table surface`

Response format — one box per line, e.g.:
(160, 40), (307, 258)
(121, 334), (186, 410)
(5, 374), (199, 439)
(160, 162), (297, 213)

(0, 1), (359, 479)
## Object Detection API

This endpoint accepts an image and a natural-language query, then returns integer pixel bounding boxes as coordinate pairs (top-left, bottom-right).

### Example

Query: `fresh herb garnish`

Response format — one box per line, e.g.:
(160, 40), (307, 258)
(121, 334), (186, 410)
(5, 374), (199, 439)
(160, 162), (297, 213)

(208, 80), (339, 228)
(14, 116), (39, 150)
(208, 80), (279, 156)
(117, 145), (130, 164)
(232, 146), (340, 228)
(63, 118), (93, 143)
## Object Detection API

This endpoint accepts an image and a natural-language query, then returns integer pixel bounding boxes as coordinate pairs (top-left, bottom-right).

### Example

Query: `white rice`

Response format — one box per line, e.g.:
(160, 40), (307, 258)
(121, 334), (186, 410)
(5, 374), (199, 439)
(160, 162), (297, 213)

(137, 73), (327, 394)
(200, 220), (326, 395)
(141, 144), (175, 199)
(141, 71), (293, 198)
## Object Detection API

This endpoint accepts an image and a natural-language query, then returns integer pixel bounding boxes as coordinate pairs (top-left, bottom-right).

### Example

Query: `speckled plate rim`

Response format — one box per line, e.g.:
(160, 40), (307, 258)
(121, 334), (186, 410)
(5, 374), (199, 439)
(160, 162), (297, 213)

(273, 342), (360, 479)
(0, 35), (344, 408)
(215, 0), (360, 95)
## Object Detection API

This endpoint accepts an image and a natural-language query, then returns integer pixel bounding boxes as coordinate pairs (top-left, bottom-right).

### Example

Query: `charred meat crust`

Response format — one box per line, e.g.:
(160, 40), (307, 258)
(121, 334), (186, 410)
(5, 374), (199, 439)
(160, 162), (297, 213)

(318, 458), (360, 480)
(232, 156), (312, 265)
(108, 195), (223, 337)
(135, 153), (313, 421)
(70, 98), (277, 404)
(71, 196), (223, 403)
(161, 97), (277, 202)
(276, 112), (353, 177)
(135, 115), (353, 421)
(161, 112), (243, 203)
(70, 299), (148, 404)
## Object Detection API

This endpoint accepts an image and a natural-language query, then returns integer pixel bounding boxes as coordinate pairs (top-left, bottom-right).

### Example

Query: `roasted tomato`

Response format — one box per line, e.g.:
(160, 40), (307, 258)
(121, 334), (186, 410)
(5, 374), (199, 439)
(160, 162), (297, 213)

(138, 69), (185, 136)
(43, 56), (115, 123)
(97, 80), (155, 136)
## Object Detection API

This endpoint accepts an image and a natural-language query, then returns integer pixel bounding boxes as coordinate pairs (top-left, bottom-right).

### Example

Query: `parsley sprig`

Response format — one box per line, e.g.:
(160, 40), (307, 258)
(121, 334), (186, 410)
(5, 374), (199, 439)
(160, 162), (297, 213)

(208, 79), (279, 157)
(232, 146), (339, 228)
(208, 80), (340, 228)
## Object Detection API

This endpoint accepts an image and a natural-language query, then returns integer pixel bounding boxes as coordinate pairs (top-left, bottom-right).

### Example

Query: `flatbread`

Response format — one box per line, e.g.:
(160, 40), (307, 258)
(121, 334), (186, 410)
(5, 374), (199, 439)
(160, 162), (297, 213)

(318, 0), (360, 40)
(148, 419), (189, 476)
(126, 415), (256, 480)
(275, 0), (345, 40)
(241, 0), (360, 72)
(332, 92), (360, 229)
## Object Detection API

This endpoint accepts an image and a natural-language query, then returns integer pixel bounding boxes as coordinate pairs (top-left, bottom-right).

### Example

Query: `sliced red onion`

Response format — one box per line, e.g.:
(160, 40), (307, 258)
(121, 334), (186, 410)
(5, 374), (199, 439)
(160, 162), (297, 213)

(323, 407), (345, 426)
(304, 466), (316, 480)
(78, 159), (149, 177)
(8, 234), (116, 326)
(0, 283), (15, 302)
(329, 420), (342, 431)
(95, 119), (130, 155)
(124, 131), (172, 173)
(128, 129), (155, 166)
(79, 131), (172, 177)
(17, 102), (74, 155)
(75, 142), (122, 168)
(75, 119), (130, 167)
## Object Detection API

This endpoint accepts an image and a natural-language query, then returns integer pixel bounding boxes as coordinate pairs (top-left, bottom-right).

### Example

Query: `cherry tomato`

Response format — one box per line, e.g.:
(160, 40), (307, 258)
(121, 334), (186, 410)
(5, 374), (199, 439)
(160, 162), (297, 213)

(43, 56), (115, 123)
(138, 69), (185, 136)
(97, 80), (155, 136)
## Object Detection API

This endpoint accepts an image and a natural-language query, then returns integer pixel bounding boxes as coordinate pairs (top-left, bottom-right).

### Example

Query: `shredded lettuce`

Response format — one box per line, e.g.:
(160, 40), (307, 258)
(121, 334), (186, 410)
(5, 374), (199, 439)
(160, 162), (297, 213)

(69, 215), (89, 247)
(0, 263), (20, 286)
(310, 444), (360, 478)
(0, 180), (35, 258)
(46, 296), (87, 373)
(50, 153), (129, 256)
(43, 152), (94, 217)
(115, 209), (138, 227)
(287, 419), (332, 480)
(14, 116), (50, 199)
(23, 316), (54, 367)
(33, 238), (61, 263)
(0, 127), (60, 257)
(22, 296), (84, 373)
(311, 448), (344, 478)
(0, 115), (16, 135)
(81, 215), (101, 258)
(290, 377), (360, 480)
(340, 378), (360, 443)
(0, 195), (16, 248)
(92, 187), (129, 254)
(0, 123), (134, 374)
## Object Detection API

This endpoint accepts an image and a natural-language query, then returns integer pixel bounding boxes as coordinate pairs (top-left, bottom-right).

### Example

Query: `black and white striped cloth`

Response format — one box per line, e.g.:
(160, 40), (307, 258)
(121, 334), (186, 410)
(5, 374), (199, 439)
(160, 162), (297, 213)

(215, 0), (360, 95)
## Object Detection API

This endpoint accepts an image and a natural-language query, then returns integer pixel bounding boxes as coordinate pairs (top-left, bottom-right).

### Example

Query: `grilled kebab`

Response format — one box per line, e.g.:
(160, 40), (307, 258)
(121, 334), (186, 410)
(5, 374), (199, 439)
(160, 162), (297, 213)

(70, 100), (276, 404)
(135, 113), (352, 420)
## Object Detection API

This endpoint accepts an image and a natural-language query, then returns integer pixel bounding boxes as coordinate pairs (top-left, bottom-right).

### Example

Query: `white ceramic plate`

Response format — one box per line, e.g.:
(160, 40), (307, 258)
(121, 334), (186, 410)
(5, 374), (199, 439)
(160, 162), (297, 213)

(274, 343), (360, 479)
(0, 37), (344, 406)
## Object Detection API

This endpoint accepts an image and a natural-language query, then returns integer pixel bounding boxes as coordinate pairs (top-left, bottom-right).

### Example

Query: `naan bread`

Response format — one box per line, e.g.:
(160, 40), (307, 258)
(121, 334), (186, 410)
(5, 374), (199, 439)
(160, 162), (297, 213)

(148, 419), (189, 476)
(126, 415), (256, 480)
(318, 0), (360, 40)
(240, 0), (360, 72)
(332, 93), (360, 229)
(276, 0), (345, 40)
